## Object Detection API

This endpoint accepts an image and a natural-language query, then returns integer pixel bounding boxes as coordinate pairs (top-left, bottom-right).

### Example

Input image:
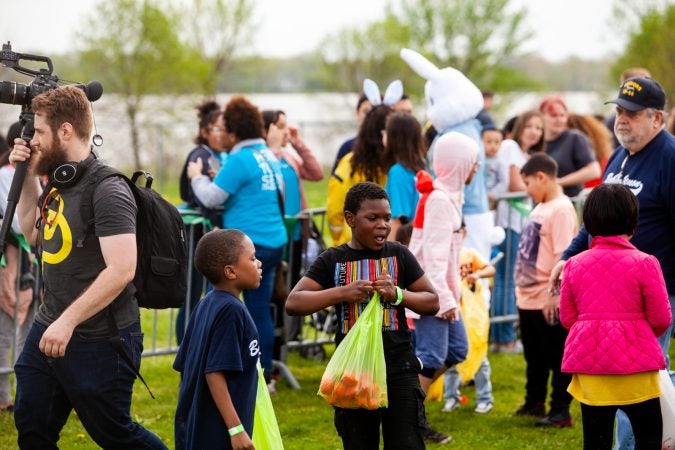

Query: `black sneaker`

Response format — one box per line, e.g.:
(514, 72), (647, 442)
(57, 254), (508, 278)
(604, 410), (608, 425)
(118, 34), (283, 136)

(514, 402), (546, 417)
(535, 409), (573, 428)
(422, 424), (452, 444)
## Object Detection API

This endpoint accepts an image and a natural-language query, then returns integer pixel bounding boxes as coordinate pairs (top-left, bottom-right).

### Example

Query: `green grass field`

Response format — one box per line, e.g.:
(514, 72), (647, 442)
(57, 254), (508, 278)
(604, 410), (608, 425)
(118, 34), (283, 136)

(0, 170), (670, 449)
(0, 311), (587, 449)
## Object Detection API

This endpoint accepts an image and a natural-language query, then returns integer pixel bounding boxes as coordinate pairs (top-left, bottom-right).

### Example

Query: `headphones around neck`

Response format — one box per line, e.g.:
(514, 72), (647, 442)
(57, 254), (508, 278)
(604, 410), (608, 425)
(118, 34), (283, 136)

(49, 153), (98, 189)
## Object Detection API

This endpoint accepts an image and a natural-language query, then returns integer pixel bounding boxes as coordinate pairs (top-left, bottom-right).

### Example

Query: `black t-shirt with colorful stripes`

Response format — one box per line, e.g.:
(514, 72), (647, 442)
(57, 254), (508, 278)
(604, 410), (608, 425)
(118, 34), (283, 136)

(305, 241), (425, 362)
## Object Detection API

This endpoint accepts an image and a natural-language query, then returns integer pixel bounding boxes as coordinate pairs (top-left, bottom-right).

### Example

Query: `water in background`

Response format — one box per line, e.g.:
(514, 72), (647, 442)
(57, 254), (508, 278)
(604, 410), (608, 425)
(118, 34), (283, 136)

(0, 90), (611, 188)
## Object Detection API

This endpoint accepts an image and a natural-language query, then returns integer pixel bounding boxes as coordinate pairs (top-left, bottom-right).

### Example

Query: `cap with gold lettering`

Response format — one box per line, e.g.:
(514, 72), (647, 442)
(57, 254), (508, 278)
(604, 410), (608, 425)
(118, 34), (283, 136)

(605, 77), (666, 112)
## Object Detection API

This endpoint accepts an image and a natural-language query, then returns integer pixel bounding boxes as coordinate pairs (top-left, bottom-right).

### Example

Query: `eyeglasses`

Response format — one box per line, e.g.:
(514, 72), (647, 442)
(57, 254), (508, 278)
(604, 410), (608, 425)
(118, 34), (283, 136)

(209, 126), (225, 133)
(40, 189), (61, 229)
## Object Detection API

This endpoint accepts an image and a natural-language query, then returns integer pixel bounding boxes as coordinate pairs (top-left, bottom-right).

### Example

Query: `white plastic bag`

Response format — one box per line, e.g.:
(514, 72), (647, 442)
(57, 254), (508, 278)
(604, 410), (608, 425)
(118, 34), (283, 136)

(660, 369), (675, 450)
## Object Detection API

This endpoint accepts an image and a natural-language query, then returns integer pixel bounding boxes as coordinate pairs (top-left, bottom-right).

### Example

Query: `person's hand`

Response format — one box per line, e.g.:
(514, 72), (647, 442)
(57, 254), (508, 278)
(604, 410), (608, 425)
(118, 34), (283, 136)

(466, 272), (480, 284)
(230, 431), (254, 450)
(187, 157), (204, 180)
(341, 280), (374, 304)
(547, 260), (566, 296)
(440, 307), (458, 322)
(372, 271), (396, 303)
(288, 125), (301, 146)
(266, 123), (285, 150)
(9, 139), (33, 169)
(542, 297), (560, 326)
(39, 317), (75, 358)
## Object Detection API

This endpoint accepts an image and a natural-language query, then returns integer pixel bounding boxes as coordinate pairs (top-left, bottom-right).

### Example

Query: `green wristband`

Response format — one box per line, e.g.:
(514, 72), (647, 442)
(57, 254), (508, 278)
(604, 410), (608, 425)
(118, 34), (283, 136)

(393, 286), (403, 306)
(228, 424), (245, 437)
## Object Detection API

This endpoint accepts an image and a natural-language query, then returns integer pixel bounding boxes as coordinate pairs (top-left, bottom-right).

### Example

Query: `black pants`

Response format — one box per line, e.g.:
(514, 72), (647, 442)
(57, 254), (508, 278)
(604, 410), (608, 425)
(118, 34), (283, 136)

(580, 398), (662, 450)
(333, 351), (425, 450)
(518, 308), (572, 411)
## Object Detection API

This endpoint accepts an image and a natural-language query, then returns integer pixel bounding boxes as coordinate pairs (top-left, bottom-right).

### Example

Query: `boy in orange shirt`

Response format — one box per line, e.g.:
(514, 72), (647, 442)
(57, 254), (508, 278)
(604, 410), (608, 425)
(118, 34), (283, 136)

(513, 154), (578, 427)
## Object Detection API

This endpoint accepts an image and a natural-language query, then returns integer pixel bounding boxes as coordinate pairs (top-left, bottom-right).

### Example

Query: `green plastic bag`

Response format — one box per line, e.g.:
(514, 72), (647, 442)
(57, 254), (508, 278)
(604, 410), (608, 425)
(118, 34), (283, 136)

(508, 198), (532, 218)
(318, 292), (388, 409)
(252, 362), (284, 450)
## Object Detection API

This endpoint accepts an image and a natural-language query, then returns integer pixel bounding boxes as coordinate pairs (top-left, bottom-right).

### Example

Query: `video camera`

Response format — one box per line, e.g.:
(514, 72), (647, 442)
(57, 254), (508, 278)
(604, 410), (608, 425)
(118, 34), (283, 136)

(0, 41), (102, 111)
(0, 42), (103, 259)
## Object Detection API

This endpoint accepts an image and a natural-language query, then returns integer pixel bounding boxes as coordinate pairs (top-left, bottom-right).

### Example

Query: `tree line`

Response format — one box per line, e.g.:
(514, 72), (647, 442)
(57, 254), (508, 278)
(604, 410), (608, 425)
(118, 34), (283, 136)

(5, 0), (669, 170)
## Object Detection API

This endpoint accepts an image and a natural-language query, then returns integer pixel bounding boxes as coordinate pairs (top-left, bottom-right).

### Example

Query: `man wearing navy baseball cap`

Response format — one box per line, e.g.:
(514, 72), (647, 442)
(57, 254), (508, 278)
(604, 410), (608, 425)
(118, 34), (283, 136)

(605, 76), (667, 155)
(606, 76), (666, 112)
(550, 76), (675, 448)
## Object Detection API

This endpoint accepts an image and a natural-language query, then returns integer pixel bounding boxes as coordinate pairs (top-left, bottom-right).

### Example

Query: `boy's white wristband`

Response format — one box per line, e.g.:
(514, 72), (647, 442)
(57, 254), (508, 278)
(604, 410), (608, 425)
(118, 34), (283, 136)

(393, 286), (403, 306)
(228, 424), (245, 437)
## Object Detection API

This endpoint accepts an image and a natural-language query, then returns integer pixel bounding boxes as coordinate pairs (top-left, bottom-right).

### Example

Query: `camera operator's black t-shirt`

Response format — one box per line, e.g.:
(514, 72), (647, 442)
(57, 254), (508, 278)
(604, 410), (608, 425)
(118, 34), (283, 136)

(304, 241), (424, 363)
(36, 160), (139, 334)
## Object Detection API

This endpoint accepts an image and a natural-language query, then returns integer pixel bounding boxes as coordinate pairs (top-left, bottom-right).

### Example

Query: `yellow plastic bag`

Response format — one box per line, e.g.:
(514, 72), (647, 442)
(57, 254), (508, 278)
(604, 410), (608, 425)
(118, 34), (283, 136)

(318, 293), (388, 409)
(252, 363), (284, 450)
(426, 376), (444, 402)
(456, 280), (489, 383)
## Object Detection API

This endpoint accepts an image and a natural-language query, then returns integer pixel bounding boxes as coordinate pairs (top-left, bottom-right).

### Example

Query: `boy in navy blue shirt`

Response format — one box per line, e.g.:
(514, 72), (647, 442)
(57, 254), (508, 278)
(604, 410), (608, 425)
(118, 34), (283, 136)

(174, 229), (262, 450)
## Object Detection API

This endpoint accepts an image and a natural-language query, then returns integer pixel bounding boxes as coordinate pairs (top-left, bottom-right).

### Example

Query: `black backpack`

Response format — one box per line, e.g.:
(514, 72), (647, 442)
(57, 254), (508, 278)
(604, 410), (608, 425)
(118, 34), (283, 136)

(81, 166), (188, 309)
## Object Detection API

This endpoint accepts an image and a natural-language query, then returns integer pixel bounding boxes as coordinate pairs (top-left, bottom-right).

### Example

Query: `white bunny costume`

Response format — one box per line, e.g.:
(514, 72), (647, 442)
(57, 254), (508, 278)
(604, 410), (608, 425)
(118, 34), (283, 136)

(400, 48), (493, 268)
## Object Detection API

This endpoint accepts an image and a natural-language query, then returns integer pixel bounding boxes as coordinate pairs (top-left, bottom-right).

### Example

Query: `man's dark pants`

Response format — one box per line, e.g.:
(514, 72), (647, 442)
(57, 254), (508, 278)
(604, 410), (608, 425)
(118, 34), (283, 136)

(14, 321), (167, 449)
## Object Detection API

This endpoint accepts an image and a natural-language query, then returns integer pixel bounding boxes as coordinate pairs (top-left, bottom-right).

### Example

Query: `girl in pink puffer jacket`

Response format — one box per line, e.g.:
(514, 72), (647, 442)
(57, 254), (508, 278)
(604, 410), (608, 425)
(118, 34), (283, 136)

(559, 183), (671, 449)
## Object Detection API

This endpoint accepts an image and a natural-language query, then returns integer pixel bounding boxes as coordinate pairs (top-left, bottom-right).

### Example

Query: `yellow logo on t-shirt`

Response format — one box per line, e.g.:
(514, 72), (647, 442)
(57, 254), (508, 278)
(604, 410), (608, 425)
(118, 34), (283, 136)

(42, 191), (72, 265)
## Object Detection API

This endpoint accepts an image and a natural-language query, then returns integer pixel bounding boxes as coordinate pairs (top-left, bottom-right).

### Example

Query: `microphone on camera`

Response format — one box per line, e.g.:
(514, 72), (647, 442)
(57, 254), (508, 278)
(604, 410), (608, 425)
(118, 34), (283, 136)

(75, 80), (103, 102)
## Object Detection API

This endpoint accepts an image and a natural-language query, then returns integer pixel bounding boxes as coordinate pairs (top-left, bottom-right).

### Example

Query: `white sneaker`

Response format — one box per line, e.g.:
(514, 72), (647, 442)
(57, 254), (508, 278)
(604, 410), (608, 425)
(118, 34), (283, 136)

(442, 397), (460, 412)
(267, 379), (277, 396)
(474, 402), (493, 414)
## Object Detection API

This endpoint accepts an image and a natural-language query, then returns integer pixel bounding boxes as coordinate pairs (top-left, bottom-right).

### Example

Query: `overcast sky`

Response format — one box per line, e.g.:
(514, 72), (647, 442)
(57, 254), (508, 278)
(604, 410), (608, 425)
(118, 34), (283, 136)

(2, 0), (622, 62)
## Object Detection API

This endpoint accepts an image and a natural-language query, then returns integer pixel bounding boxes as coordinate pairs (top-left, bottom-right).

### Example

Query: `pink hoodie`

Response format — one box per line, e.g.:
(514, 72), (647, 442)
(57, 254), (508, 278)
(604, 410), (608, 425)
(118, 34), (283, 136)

(560, 236), (671, 374)
(409, 132), (478, 317)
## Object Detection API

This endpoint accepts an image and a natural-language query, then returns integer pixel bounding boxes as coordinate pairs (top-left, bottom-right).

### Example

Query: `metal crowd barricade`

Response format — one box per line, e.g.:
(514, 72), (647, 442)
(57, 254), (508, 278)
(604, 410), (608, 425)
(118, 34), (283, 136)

(273, 207), (334, 389)
(138, 207), (211, 357)
(0, 207), (213, 372)
(0, 192), (595, 378)
(490, 191), (529, 327)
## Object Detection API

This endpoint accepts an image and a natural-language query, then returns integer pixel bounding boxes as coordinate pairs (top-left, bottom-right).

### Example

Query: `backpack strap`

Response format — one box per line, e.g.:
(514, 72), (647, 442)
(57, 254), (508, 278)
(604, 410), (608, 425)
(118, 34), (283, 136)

(79, 165), (156, 398)
(78, 165), (125, 247)
(106, 311), (155, 399)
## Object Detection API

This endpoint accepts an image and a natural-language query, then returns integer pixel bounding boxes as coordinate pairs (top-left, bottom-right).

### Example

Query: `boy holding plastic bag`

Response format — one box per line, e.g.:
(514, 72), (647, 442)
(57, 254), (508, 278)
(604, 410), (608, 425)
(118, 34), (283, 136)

(286, 182), (438, 449)
(174, 229), (280, 450)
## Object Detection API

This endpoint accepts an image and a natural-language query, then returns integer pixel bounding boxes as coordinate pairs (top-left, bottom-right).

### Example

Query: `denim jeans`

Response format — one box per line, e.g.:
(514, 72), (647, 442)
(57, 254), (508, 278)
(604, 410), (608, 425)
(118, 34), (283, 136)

(244, 243), (283, 378)
(414, 314), (468, 376)
(614, 293), (675, 450)
(444, 356), (493, 404)
(14, 321), (167, 449)
(490, 228), (520, 344)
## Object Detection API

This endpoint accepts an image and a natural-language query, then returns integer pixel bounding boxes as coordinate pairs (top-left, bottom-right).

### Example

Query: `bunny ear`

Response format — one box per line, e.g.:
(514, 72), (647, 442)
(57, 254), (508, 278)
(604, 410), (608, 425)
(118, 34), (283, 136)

(400, 48), (440, 80)
(382, 80), (403, 106)
(363, 78), (383, 106)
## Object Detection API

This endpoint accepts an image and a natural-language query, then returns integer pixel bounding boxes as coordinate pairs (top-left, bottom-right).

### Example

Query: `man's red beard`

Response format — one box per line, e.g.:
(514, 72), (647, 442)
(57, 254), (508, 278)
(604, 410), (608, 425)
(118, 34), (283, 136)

(33, 136), (69, 177)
